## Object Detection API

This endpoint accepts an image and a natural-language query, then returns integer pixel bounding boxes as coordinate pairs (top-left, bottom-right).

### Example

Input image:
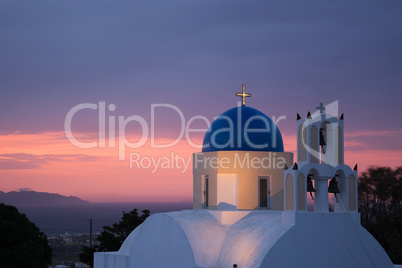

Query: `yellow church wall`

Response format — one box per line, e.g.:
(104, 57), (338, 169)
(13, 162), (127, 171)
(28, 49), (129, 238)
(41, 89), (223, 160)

(193, 151), (293, 210)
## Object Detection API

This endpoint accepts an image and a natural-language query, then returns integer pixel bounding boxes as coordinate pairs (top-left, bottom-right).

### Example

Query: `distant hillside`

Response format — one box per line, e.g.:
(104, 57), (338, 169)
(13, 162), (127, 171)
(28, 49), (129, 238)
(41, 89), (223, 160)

(0, 191), (89, 206)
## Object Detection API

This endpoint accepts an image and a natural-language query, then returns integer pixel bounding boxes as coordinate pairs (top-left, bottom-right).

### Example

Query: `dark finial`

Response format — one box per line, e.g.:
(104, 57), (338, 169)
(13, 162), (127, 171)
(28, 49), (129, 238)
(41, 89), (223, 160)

(297, 113), (301, 120)
(353, 164), (357, 171)
(284, 163), (288, 170)
(292, 162), (298, 170)
(340, 113), (344, 120)
(307, 111), (312, 119)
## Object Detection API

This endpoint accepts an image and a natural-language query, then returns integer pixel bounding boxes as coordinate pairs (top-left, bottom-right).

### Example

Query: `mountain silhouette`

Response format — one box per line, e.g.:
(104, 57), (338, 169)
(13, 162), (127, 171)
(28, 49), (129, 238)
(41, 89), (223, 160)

(0, 191), (89, 206)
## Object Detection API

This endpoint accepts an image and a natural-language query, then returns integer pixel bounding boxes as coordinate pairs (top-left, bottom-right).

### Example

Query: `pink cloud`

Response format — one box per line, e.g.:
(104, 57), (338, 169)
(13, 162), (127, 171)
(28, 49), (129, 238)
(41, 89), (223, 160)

(0, 130), (400, 202)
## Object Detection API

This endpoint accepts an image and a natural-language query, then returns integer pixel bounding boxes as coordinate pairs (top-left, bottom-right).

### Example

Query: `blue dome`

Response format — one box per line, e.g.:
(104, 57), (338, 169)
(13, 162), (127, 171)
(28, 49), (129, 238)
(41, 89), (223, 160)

(202, 106), (284, 152)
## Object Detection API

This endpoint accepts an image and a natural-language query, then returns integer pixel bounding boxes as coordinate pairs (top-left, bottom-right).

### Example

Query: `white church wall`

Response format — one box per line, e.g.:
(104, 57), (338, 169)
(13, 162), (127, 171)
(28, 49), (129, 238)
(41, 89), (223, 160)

(216, 211), (294, 267)
(260, 212), (394, 268)
(95, 210), (232, 268)
(95, 210), (394, 268)
(127, 213), (197, 267)
(94, 252), (129, 268)
(171, 211), (228, 266)
(208, 211), (251, 225)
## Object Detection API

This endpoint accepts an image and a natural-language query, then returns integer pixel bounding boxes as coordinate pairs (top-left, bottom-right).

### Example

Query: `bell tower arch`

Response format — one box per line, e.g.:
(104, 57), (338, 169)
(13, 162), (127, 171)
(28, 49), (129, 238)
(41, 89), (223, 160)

(297, 104), (344, 166)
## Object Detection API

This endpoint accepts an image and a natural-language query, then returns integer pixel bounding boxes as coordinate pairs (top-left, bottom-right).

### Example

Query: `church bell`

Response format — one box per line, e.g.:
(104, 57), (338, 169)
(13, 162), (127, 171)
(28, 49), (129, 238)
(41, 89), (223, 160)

(307, 175), (316, 199)
(319, 128), (326, 153)
(328, 177), (341, 202)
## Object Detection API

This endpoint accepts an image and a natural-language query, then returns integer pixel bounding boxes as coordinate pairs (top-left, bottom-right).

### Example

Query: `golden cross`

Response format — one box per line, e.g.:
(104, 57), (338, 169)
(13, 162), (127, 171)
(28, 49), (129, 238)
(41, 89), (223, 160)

(236, 84), (251, 106)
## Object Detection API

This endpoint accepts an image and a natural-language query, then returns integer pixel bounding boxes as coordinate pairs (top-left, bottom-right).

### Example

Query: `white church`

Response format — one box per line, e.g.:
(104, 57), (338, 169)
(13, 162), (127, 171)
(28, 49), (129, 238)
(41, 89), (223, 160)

(95, 85), (395, 268)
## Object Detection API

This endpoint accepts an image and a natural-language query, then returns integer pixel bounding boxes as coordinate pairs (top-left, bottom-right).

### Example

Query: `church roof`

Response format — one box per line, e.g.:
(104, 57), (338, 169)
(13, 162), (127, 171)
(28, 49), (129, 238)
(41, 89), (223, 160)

(202, 106), (284, 152)
(95, 210), (394, 268)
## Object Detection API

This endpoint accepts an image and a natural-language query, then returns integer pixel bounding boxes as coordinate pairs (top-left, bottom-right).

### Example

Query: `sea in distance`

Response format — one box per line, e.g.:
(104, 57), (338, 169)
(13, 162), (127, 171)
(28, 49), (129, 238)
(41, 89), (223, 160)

(16, 202), (193, 236)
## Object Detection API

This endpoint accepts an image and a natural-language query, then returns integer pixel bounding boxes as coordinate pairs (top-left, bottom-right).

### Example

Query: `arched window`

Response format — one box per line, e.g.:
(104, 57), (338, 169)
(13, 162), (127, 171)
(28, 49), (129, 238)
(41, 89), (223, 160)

(298, 125), (307, 162)
(336, 126), (343, 164)
(286, 174), (294, 210)
(297, 173), (306, 210)
(311, 126), (319, 163)
(320, 121), (332, 164)
(348, 175), (357, 211)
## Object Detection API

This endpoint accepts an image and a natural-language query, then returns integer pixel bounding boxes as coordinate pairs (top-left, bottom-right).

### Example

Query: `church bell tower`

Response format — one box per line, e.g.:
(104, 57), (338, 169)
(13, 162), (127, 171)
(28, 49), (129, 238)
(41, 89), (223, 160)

(284, 103), (357, 213)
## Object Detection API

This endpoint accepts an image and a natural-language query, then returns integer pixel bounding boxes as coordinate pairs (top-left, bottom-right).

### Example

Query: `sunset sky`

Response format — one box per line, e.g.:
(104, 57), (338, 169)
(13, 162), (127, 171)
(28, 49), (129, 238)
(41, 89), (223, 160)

(1, 1), (401, 202)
